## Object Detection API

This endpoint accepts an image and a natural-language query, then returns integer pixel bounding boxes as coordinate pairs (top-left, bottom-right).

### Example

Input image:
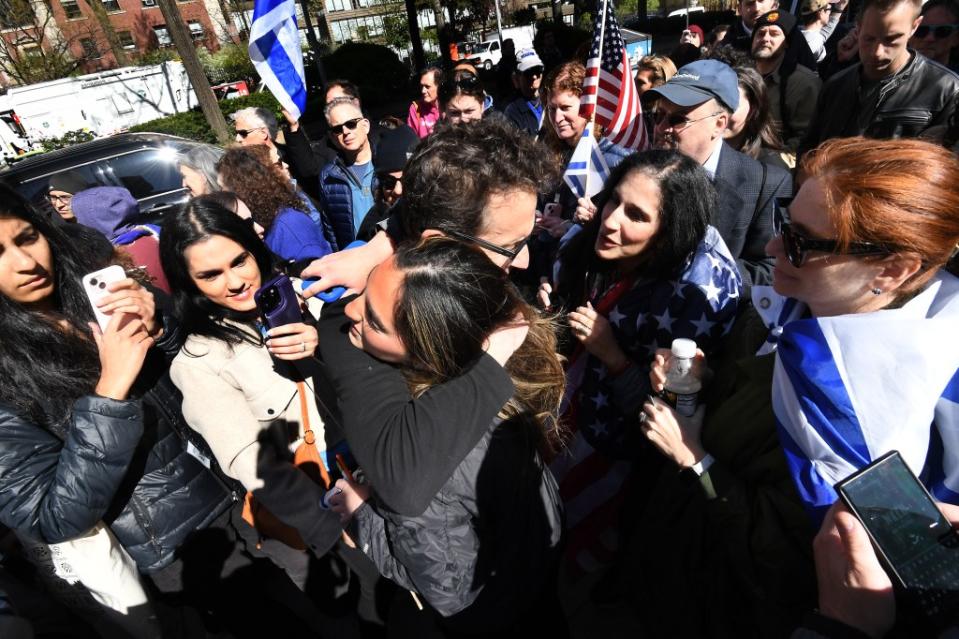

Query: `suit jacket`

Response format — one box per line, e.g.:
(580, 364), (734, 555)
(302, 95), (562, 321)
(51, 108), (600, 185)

(712, 143), (792, 287)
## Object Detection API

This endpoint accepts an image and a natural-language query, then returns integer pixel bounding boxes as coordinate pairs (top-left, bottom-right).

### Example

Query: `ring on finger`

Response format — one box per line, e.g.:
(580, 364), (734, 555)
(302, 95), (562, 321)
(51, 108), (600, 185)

(301, 341), (306, 352)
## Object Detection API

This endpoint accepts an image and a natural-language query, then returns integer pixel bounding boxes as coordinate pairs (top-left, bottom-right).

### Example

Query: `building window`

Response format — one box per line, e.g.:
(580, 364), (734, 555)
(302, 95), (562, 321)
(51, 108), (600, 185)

(187, 20), (204, 38)
(80, 37), (100, 58)
(325, 0), (349, 12)
(141, 0), (157, 6)
(61, 0), (82, 18)
(153, 25), (171, 46)
(118, 30), (135, 49)
(100, 0), (120, 11)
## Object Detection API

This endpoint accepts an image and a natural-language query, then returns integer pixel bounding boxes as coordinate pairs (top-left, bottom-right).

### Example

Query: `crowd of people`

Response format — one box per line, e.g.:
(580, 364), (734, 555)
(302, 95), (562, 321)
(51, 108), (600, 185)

(0, 0), (958, 636)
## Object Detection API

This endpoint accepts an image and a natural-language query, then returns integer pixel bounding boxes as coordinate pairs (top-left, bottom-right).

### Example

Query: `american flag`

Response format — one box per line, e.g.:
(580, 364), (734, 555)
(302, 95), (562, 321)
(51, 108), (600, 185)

(552, 227), (741, 572)
(580, 0), (647, 150)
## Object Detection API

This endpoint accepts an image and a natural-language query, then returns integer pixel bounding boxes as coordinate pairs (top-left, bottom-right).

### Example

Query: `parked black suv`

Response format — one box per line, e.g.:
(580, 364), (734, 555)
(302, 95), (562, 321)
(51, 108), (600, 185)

(0, 132), (216, 225)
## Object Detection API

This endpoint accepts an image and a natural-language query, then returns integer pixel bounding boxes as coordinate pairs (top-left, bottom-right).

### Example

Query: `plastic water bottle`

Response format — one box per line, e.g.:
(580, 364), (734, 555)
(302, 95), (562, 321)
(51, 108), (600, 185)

(663, 338), (702, 417)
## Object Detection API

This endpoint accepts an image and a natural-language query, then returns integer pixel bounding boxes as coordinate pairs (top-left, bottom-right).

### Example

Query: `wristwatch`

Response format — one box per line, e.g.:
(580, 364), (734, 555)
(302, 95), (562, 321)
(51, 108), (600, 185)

(689, 453), (715, 477)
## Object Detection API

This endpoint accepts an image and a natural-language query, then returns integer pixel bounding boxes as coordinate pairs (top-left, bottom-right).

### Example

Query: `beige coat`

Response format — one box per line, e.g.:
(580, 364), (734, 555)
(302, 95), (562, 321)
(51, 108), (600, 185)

(170, 320), (333, 491)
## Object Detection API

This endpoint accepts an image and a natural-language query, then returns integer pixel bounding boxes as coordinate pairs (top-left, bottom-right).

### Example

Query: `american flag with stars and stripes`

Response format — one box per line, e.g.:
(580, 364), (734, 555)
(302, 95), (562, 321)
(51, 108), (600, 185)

(580, 0), (647, 150)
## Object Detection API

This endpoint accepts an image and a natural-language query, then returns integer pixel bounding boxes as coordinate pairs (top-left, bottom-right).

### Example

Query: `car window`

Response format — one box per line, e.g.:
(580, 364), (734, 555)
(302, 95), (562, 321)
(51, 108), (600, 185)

(102, 148), (186, 202)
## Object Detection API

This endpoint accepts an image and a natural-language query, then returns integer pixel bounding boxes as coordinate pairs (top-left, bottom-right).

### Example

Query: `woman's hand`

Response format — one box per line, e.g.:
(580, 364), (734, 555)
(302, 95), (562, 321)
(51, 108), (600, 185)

(649, 347), (709, 393)
(301, 233), (394, 299)
(266, 322), (318, 360)
(538, 214), (571, 239)
(484, 314), (530, 367)
(95, 278), (159, 336)
(328, 478), (371, 524)
(640, 397), (706, 468)
(813, 502), (896, 638)
(573, 197), (598, 224)
(568, 302), (625, 367)
(537, 278), (553, 310)
(91, 312), (154, 401)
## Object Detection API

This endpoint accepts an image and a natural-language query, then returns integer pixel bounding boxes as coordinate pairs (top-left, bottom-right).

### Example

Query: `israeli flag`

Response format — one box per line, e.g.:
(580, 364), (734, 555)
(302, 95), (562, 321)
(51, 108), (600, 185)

(249, 0), (307, 120)
(755, 272), (959, 521)
(563, 123), (610, 200)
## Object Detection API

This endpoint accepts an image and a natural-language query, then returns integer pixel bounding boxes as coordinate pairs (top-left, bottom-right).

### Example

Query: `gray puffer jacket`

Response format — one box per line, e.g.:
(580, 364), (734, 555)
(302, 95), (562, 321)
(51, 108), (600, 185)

(349, 416), (563, 630)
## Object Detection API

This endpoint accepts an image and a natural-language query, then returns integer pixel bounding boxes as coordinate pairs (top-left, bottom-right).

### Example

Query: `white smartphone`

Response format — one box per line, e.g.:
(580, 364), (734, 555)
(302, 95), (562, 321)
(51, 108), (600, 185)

(82, 265), (126, 332)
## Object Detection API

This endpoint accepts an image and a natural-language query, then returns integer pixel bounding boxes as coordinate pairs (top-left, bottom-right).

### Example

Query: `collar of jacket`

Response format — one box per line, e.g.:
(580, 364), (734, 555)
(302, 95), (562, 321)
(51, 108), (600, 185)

(856, 49), (922, 100)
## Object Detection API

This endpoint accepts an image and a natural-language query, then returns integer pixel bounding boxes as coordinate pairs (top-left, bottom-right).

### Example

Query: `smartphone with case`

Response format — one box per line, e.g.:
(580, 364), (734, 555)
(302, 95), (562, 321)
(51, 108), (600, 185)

(254, 274), (302, 332)
(836, 450), (959, 632)
(82, 265), (127, 332)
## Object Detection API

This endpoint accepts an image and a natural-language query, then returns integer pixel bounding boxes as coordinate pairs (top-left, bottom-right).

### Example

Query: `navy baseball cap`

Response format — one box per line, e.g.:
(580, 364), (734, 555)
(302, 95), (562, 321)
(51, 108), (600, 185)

(647, 59), (740, 112)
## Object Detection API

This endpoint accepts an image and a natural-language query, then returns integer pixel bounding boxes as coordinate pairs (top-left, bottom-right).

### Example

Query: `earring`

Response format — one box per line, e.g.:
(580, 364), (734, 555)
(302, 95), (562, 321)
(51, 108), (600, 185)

(871, 287), (882, 295)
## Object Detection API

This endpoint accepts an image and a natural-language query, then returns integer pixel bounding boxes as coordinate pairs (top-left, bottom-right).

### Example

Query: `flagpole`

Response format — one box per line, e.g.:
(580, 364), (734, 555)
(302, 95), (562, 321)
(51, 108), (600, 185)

(585, 0), (609, 200)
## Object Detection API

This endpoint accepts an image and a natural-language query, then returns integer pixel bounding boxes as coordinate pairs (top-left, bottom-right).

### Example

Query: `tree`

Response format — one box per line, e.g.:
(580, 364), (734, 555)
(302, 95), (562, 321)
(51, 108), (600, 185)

(382, 13), (410, 49)
(0, 0), (86, 84)
(80, 0), (128, 66)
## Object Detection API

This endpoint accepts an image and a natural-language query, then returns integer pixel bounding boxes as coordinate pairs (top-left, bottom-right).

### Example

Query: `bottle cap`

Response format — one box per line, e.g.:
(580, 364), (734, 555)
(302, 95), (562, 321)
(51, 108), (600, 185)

(671, 338), (697, 359)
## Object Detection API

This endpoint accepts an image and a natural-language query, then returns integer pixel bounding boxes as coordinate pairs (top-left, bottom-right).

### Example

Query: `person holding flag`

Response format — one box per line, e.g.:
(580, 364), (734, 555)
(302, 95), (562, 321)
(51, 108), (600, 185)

(634, 136), (959, 637)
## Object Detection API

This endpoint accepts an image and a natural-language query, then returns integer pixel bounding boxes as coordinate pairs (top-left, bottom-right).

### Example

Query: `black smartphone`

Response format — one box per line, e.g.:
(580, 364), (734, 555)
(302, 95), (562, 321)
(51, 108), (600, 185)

(254, 274), (303, 331)
(836, 450), (959, 631)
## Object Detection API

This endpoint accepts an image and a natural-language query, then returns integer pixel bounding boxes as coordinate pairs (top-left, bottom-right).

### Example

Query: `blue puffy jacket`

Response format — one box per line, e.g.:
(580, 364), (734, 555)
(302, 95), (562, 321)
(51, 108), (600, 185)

(318, 157), (379, 251)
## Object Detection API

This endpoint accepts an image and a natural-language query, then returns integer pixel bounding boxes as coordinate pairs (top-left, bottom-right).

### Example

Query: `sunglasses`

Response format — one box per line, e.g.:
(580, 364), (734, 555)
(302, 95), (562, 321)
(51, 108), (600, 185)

(652, 110), (723, 132)
(914, 24), (958, 39)
(454, 74), (482, 89)
(329, 117), (366, 135)
(522, 66), (544, 78)
(377, 174), (401, 190)
(235, 127), (264, 138)
(773, 199), (895, 267)
(445, 229), (531, 262)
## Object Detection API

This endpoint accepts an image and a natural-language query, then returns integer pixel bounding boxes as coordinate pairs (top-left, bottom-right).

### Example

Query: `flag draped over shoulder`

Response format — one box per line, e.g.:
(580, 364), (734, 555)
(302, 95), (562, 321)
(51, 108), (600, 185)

(754, 273), (959, 521)
(249, 0), (307, 120)
(562, 122), (610, 199)
(580, 0), (647, 150)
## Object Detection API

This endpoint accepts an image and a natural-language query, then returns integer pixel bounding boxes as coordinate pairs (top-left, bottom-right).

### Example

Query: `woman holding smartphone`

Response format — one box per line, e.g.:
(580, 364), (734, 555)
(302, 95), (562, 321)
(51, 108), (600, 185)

(0, 184), (231, 634)
(634, 137), (959, 637)
(158, 197), (348, 603)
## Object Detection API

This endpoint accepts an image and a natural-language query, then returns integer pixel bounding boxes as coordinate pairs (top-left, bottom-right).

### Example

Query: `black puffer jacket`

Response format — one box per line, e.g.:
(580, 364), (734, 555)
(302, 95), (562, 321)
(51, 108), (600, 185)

(800, 51), (959, 154)
(0, 331), (233, 573)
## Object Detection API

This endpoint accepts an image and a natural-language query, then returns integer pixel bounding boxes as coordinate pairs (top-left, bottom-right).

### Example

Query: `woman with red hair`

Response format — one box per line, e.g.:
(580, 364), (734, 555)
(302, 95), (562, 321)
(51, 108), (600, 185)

(630, 137), (959, 637)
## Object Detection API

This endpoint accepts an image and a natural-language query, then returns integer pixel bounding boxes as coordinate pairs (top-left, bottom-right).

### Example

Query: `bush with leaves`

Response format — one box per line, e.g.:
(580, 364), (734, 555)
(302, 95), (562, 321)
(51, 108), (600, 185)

(198, 43), (257, 85)
(37, 130), (96, 152)
(322, 42), (409, 107)
(129, 92), (281, 143)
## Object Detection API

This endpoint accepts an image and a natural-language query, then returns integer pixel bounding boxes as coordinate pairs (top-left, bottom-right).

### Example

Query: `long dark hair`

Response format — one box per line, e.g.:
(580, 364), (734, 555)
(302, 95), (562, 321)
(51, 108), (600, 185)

(160, 196), (276, 350)
(393, 237), (565, 451)
(732, 65), (785, 158)
(0, 185), (107, 431)
(557, 150), (714, 307)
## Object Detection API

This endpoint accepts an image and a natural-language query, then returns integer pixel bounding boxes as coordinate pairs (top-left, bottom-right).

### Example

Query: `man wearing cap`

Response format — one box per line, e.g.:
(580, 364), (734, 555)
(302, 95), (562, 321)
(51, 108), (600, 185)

(752, 9), (822, 151)
(723, 0), (821, 68)
(800, 0), (848, 62)
(356, 125), (419, 241)
(649, 59), (792, 286)
(46, 172), (89, 222)
(680, 24), (706, 50)
(800, 0), (959, 154)
(504, 49), (545, 137)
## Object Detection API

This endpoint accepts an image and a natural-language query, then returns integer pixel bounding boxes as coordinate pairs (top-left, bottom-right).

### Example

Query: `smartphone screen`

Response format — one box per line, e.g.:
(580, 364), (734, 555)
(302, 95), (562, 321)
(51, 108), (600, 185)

(838, 451), (959, 627)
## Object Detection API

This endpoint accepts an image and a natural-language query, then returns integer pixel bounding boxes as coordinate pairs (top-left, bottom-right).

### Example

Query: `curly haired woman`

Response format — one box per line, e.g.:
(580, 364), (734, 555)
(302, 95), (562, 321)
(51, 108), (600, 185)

(216, 145), (333, 264)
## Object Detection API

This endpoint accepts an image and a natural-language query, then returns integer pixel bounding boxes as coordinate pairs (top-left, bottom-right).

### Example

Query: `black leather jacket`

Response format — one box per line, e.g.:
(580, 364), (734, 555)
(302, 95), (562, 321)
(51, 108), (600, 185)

(0, 327), (233, 573)
(800, 51), (959, 154)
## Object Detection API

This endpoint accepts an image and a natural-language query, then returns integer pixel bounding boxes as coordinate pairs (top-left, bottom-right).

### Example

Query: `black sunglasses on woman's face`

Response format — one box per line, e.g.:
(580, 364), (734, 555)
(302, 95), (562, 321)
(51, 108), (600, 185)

(773, 198), (895, 268)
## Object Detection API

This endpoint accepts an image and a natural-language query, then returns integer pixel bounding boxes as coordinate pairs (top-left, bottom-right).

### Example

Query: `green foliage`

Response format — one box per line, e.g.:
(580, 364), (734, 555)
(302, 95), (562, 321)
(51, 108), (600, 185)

(38, 130), (96, 152)
(382, 13), (411, 50)
(129, 92), (281, 143)
(136, 48), (180, 66)
(321, 42), (408, 106)
(198, 43), (256, 85)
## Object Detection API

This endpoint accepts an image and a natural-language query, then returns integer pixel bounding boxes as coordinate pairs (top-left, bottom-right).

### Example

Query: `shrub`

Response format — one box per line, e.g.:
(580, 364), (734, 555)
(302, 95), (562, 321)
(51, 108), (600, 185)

(38, 129), (96, 152)
(129, 92), (281, 143)
(321, 42), (409, 107)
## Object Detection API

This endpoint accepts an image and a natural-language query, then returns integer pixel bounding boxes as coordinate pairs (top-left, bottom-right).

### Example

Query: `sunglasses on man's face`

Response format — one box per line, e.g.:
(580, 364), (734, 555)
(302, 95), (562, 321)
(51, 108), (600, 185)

(773, 199), (894, 268)
(445, 229), (532, 263)
(914, 24), (959, 39)
(522, 66), (544, 78)
(377, 174), (401, 190)
(235, 127), (264, 138)
(329, 117), (366, 136)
